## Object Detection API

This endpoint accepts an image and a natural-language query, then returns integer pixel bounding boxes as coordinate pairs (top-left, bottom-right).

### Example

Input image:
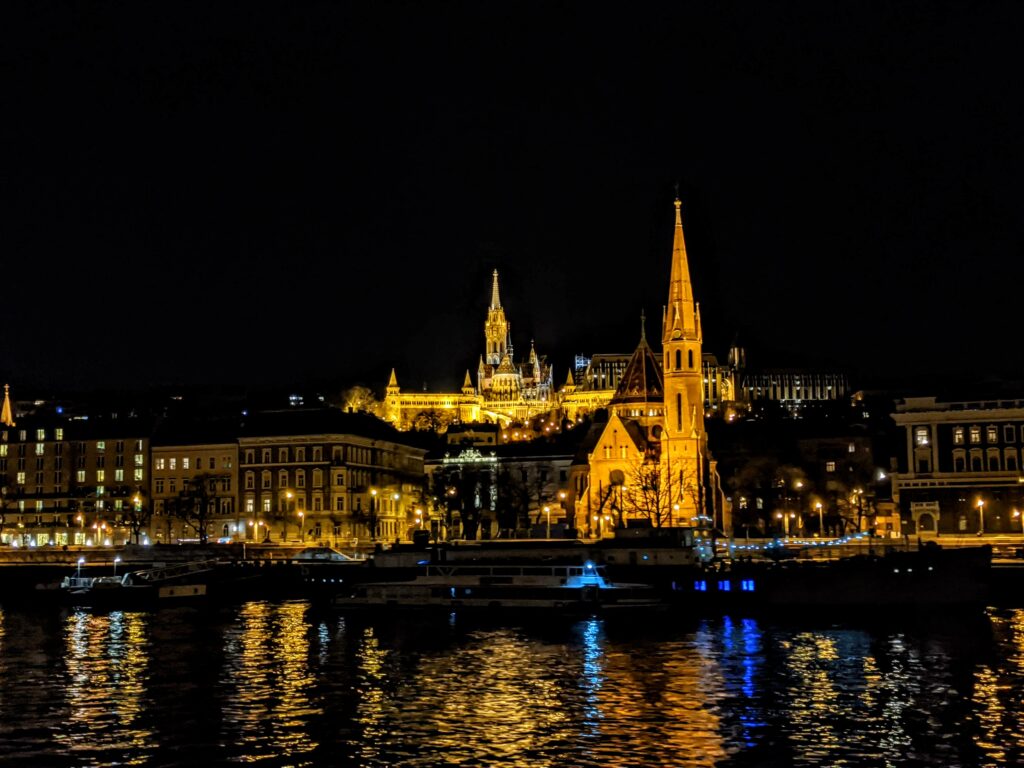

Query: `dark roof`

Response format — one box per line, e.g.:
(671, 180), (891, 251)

(151, 417), (242, 447)
(238, 408), (429, 449)
(609, 336), (664, 406)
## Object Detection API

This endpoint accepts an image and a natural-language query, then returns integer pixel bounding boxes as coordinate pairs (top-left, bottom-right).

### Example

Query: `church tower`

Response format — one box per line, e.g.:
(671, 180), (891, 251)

(660, 197), (706, 515)
(484, 270), (510, 365)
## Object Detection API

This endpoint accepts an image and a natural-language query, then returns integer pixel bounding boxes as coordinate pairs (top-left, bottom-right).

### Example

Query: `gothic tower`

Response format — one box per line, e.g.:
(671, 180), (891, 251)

(660, 197), (706, 516)
(484, 269), (510, 365)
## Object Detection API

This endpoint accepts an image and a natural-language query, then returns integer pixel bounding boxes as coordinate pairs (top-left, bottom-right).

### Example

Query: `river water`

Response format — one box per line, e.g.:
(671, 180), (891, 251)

(0, 602), (1021, 767)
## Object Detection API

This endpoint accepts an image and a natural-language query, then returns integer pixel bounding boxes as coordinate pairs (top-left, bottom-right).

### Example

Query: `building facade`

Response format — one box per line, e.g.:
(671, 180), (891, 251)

(891, 396), (1024, 535)
(151, 438), (238, 544)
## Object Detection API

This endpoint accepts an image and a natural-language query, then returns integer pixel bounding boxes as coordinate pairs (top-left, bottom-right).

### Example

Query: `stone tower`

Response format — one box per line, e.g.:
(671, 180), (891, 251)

(660, 197), (706, 516)
(484, 269), (510, 365)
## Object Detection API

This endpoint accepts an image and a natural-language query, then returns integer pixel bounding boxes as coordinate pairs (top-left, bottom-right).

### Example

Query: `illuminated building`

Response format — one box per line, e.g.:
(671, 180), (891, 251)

(891, 395), (1024, 535)
(383, 270), (555, 429)
(237, 409), (427, 545)
(569, 198), (716, 535)
(0, 417), (151, 547)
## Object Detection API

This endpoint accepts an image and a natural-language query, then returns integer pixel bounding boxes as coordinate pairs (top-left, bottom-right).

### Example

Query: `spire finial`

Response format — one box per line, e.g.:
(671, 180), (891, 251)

(640, 309), (647, 342)
(490, 269), (501, 309)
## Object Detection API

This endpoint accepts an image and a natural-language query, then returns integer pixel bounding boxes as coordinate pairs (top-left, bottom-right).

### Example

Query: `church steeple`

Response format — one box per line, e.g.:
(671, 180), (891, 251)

(484, 269), (510, 365)
(0, 384), (14, 428)
(462, 370), (475, 395)
(662, 196), (699, 344)
(490, 269), (502, 309)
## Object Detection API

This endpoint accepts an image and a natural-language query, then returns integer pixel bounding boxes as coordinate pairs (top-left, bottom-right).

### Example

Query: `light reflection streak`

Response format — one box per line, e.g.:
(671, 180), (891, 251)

(59, 609), (153, 763)
(220, 601), (320, 761)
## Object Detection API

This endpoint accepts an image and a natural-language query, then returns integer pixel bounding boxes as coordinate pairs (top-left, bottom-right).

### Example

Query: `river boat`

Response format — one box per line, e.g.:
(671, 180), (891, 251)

(59, 560), (215, 607)
(333, 560), (663, 613)
(687, 542), (992, 612)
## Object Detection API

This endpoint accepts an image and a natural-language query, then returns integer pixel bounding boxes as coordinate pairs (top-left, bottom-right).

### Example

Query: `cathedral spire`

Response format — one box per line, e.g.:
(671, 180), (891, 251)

(663, 195), (698, 343)
(0, 384), (13, 427)
(387, 368), (398, 388)
(490, 269), (502, 309)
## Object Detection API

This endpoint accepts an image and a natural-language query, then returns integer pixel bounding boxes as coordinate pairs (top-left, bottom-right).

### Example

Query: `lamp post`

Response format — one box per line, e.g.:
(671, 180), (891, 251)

(298, 511), (305, 542)
(543, 505), (551, 539)
(370, 489), (378, 541)
(113, 555), (121, 577)
(815, 502), (824, 538)
(977, 498), (985, 535)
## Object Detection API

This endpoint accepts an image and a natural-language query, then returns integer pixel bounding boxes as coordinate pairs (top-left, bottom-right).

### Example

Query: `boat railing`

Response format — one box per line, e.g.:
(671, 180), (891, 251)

(128, 559), (224, 584)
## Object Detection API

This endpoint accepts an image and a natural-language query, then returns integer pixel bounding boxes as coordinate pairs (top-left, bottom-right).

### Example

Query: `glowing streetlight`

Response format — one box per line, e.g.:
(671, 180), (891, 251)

(298, 511), (305, 542)
(977, 498), (985, 535)
(543, 505), (551, 539)
(113, 555), (122, 577)
(815, 502), (824, 537)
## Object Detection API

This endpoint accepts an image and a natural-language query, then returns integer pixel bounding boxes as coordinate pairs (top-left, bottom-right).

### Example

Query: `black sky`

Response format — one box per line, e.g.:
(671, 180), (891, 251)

(4, 2), (1022, 395)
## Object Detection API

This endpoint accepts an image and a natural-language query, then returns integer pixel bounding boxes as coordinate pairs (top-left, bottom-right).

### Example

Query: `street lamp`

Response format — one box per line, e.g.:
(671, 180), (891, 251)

(815, 502), (824, 538)
(1014, 509), (1022, 534)
(113, 555), (122, 577)
(977, 498), (985, 535)
(370, 489), (378, 541)
(298, 511), (305, 542)
(543, 505), (551, 539)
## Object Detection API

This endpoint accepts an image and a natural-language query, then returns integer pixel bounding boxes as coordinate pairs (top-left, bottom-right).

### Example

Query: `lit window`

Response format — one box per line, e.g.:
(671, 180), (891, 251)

(134, 468), (143, 482)
(914, 427), (930, 447)
(953, 427), (964, 445)
(36, 429), (45, 440)
(115, 469), (124, 482)
(987, 426), (998, 443)
(155, 458), (165, 470)
(96, 470), (105, 482)
(245, 498), (255, 514)
(96, 441), (105, 452)
(262, 498), (272, 513)
(96, 485), (104, 496)
(826, 461), (836, 473)
(35, 443), (44, 456)
(848, 442), (855, 453)
(169, 458), (177, 470)
(183, 457), (190, 470)
(15, 471), (25, 485)
(134, 454), (143, 467)
(76, 470), (85, 482)
(970, 426), (981, 444)
(0, 445), (7, 457)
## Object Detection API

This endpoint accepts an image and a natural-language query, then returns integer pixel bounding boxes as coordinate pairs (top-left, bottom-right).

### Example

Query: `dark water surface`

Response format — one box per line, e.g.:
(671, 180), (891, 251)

(0, 601), (1021, 767)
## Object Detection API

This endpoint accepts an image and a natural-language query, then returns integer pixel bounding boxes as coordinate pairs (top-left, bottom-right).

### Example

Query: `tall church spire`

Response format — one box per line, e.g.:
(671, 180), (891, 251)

(663, 196), (699, 343)
(490, 269), (502, 309)
(0, 384), (13, 427)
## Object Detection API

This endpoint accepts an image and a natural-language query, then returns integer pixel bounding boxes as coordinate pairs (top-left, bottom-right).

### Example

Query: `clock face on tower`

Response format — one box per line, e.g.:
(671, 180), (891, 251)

(672, 329), (682, 340)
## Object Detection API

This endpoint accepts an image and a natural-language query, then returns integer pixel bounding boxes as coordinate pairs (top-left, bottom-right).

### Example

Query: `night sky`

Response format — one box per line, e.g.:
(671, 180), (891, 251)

(4, 2), (1022, 395)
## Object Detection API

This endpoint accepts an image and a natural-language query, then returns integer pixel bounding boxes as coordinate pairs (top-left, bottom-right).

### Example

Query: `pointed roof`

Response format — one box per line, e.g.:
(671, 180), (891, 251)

(528, 339), (538, 364)
(663, 196), (698, 343)
(565, 369), (575, 386)
(0, 384), (14, 427)
(387, 368), (398, 388)
(490, 269), (502, 309)
(462, 370), (474, 389)
(496, 353), (517, 374)
(610, 318), (664, 406)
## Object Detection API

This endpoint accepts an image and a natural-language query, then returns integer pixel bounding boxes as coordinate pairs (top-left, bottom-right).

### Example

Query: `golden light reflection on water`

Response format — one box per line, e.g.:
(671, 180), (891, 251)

(59, 609), (153, 763)
(220, 600), (320, 762)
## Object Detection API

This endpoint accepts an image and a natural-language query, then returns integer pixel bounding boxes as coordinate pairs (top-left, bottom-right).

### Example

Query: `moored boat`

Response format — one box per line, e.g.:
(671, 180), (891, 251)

(333, 560), (662, 613)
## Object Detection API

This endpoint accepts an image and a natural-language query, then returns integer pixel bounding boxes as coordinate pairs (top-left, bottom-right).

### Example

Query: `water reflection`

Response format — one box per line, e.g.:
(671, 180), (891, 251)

(0, 602), (1021, 766)
(59, 609), (153, 764)
(220, 600), (320, 762)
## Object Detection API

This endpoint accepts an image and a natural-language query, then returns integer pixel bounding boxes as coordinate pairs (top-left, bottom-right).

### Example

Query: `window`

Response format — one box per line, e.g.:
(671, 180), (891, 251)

(155, 458), (165, 470)
(116, 441), (124, 453)
(134, 454), (143, 467)
(688, 350), (694, 369)
(312, 447), (322, 462)
(313, 496), (322, 512)
(169, 479), (176, 493)
(262, 449), (271, 464)
(848, 442), (856, 453)
(279, 448), (288, 462)
(675, 350), (681, 370)
(261, 471), (271, 489)
(134, 468), (143, 482)
(76, 470), (85, 482)
(245, 498), (255, 514)
(182, 457), (190, 470)
(135, 440), (143, 452)
(96, 470), (105, 483)
(208, 457), (215, 470)
(223, 456), (232, 469)
(169, 458), (177, 470)
(245, 450), (254, 464)
(115, 469), (124, 482)
(55, 428), (63, 441)
(156, 479), (164, 494)
(18, 430), (26, 441)
(278, 470), (288, 487)
(953, 427), (964, 445)
(297, 470), (306, 488)
(96, 441), (105, 452)
(970, 426), (981, 444)
(336, 497), (345, 511)
(953, 450), (966, 472)
(1005, 426), (1016, 443)
(1006, 450), (1019, 472)
(296, 447), (306, 462)
(987, 426), (998, 443)
(914, 427), (930, 447)
(95, 455), (104, 468)
(263, 498), (272, 513)
(0, 445), (6, 457)
(676, 394), (682, 432)
(825, 461), (836, 473)
(246, 472), (255, 490)
(336, 473), (344, 486)
(96, 485), (104, 497)
(36, 429), (45, 441)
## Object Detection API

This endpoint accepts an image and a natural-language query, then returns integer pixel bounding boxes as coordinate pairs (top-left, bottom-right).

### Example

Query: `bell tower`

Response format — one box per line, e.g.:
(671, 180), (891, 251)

(484, 269), (510, 365)
(660, 196), (705, 515)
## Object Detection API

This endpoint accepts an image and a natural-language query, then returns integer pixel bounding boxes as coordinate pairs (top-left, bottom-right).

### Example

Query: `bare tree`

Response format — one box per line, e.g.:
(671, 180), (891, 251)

(622, 455), (701, 528)
(171, 473), (228, 545)
(120, 488), (152, 545)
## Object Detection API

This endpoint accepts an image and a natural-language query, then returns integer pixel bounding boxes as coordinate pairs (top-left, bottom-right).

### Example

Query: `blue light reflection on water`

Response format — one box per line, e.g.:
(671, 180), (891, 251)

(0, 603), (1021, 767)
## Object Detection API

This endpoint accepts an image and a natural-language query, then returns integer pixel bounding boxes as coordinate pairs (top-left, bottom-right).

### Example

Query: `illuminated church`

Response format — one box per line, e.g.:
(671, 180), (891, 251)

(568, 198), (713, 533)
(383, 270), (556, 428)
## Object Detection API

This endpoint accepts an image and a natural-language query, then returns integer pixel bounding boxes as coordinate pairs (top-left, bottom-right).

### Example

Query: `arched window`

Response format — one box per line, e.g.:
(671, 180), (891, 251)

(675, 350), (681, 370)
(676, 394), (683, 432)
(688, 350), (694, 369)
